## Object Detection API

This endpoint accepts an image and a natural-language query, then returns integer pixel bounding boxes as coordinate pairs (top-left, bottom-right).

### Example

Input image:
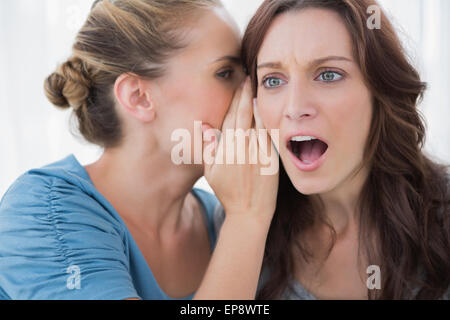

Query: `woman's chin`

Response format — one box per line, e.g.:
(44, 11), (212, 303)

(291, 178), (330, 196)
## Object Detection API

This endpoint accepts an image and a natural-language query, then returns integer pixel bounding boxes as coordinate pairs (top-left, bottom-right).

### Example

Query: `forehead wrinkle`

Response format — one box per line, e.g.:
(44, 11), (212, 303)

(258, 9), (354, 72)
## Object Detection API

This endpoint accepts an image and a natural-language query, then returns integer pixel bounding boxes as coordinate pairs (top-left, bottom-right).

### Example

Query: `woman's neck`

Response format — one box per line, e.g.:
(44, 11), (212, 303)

(311, 165), (369, 238)
(84, 144), (203, 238)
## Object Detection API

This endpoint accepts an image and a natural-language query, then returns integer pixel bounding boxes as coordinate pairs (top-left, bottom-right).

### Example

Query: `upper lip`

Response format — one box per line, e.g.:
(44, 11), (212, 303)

(285, 132), (329, 147)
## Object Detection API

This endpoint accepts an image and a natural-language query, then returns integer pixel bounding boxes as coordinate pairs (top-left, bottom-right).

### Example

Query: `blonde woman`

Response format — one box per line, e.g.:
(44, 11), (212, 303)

(0, 0), (277, 300)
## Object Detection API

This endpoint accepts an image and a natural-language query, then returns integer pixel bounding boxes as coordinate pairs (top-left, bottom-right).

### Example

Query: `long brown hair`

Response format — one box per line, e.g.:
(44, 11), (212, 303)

(242, 0), (450, 299)
(44, 0), (221, 148)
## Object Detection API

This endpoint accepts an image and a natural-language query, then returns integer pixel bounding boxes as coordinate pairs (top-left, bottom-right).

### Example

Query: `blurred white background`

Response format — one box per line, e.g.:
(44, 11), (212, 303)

(0, 0), (449, 197)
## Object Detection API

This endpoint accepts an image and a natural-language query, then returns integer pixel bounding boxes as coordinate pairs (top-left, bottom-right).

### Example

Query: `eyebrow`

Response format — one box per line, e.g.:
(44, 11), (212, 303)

(257, 55), (353, 70)
(212, 55), (242, 65)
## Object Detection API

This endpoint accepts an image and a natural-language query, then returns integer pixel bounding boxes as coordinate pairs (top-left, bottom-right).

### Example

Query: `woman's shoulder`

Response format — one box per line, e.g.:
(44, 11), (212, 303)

(0, 155), (138, 299)
(1, 155), (92, 203)
(0, 154), (126, 246)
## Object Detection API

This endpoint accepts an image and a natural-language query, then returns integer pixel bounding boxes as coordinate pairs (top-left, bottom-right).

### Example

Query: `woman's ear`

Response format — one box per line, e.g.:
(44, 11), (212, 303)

(114, 73), (155, 123)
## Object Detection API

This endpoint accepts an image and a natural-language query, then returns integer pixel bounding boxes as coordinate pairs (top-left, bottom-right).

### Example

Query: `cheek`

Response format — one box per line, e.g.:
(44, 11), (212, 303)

(166, 83), (233, 130)
(176, 79), (233, 130)
(198, 85), (234, 128)
(326, 87), (372, 155)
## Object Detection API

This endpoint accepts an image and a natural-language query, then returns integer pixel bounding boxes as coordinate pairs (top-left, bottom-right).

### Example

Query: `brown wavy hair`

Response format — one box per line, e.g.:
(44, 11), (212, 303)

(44, 0), (221, 147)
(242, 0), (450, 299)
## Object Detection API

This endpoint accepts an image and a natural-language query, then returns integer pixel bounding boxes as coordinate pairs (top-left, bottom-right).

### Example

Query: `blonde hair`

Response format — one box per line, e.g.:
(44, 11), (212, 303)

(45, 0), (221, 147)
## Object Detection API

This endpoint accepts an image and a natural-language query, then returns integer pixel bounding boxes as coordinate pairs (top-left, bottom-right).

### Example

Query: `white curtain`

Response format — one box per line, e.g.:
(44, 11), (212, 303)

(379, 0), (450, 165)
(1, 0), (449, 197)
(0, 0), (102, 197)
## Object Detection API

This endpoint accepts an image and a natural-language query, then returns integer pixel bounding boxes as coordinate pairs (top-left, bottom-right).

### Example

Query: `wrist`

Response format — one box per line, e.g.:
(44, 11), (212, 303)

(223, 211), (273, 231)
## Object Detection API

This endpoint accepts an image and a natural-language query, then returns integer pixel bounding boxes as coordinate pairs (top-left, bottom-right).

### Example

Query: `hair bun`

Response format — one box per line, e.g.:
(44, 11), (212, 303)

(44, 57), (92, 111)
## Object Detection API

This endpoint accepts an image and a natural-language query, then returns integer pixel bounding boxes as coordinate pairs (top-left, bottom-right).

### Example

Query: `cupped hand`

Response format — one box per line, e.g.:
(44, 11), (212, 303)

(201, 78), (279, 225)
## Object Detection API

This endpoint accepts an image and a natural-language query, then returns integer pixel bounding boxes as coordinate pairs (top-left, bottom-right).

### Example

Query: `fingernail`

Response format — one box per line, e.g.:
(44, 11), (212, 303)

(241, 77), (250, 88)
(253, 98), (259, 115)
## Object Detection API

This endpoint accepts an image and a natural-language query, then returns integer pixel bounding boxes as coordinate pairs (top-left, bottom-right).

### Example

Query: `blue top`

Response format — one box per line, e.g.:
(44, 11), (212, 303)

(0, 155), (223, 300)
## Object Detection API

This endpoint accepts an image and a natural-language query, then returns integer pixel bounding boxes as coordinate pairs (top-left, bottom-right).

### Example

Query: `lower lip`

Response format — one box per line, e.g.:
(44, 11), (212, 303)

(288, 146), (329, 172)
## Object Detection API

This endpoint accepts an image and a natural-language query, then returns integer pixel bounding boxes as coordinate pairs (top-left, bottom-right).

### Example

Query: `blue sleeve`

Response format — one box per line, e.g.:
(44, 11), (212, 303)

(0, 173), (140, 300)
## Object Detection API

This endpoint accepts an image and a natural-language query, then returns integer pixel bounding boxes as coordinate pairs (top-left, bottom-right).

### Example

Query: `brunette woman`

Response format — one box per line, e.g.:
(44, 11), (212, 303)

(242, 0), (450, 299)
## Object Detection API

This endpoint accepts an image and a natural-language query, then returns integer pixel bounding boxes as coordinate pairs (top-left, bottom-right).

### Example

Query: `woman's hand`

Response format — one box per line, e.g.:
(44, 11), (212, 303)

(201, 77), (279, 226)
(194, 78), (280, 299)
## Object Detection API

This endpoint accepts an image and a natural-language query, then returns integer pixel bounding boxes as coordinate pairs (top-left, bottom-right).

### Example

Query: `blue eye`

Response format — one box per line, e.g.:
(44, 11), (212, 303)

(317, 71), (343, 82)
(262, 77), (286, 89)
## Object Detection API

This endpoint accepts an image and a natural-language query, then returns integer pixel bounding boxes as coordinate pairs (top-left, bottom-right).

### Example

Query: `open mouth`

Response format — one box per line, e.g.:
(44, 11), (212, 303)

(288, 136), (329, 165)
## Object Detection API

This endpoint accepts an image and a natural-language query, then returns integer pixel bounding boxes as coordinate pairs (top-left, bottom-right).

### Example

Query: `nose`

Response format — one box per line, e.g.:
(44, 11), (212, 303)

(284, 79), (318, 121)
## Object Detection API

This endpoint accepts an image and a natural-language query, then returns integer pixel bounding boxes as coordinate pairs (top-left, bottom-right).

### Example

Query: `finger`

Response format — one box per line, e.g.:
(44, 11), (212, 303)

(256, 128), (280, 176)
(202, 123), (221, 171)
(236, 77), (254, 130)
(254, 98), (269, 149)
(253, 98), (264, 131)
(221, 83), (244, 132)
(253, 99), (279, 164)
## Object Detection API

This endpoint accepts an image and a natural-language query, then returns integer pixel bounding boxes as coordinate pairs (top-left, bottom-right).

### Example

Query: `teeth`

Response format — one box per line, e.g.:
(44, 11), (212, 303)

(291, 136), (317, 142)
